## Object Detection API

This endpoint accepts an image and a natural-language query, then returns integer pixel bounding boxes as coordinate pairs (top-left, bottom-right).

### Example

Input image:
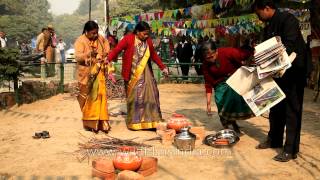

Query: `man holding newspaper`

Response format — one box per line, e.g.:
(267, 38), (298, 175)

(252, 0), (308, 162)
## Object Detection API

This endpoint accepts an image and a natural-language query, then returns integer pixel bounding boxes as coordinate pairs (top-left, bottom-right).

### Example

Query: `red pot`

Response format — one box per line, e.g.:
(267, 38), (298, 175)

(172, 113), (185, 118)
(113, 146), (142, 171)
(167, 118), (192, 132)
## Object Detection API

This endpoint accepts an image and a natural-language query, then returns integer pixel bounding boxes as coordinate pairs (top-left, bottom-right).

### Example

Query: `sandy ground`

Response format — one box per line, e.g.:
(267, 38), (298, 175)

(0, 84), (319, 180)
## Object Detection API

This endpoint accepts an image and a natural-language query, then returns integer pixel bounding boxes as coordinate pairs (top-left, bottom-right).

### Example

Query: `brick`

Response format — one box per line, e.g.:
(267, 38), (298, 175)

(160, 129), (176, 140)
(156, 122), (167, 131)
(138, 157), (158, 171)
(92, 158), (115, 173)
(156, 129), (165, 136)
(161, 138), (174, 146)
(117, 170), (144, 180)
(137, 166), (157, 177)
(92, 168), (116, 180)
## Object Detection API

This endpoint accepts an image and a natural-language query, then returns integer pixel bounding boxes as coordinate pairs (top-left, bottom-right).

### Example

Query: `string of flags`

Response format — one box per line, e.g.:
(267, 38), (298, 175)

(110, 13), (263, 37)
(109, 1), (261, 37)
(111, 2), (254, 23)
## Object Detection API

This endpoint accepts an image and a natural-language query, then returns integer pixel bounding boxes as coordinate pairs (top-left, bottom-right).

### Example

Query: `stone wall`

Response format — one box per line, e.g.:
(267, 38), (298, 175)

(0, 92), (16, 110)
(0, 81), (77, 110)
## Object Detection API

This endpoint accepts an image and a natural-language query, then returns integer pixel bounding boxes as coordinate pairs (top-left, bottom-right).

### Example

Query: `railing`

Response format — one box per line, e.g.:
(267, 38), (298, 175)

(0, 61), (205, 107)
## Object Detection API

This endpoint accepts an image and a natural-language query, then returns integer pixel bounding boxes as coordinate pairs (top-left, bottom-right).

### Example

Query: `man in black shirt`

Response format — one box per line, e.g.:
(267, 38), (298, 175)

(253, 0), (308, 162)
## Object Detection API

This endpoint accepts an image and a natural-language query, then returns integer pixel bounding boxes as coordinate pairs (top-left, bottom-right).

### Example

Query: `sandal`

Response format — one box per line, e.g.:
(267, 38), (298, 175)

(41, 131), (50, 139)
(32, 132), (43, 139)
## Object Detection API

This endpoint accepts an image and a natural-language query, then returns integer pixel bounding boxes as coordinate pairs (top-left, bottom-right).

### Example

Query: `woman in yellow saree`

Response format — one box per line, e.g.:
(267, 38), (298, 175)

(74, 21), (111, 133)
(108, 21), (169, 130)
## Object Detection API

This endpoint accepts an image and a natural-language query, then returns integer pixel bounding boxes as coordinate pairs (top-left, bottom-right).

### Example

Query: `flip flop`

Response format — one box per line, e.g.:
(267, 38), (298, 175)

(41, 131), (50, 139)
(32, 132), (42, 139)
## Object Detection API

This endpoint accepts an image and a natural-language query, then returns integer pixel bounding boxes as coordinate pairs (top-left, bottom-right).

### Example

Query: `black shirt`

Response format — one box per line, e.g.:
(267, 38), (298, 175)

(264, 9), (307, 77)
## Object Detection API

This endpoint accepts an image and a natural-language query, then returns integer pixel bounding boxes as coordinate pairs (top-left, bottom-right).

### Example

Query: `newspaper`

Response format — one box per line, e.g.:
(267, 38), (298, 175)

(242, 78), (286, 116)
(226, 67), (260, 96)
(254, 36), (282, 56)
(226, 67), (286, 116)
(257, 51), (296, 79)
(242, 66), (256, 73)
(225, 36), (296, 116)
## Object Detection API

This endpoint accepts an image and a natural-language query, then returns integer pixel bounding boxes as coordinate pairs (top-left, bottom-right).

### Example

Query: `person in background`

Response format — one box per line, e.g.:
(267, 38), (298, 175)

(201, 41), (254, 134)
(106, 30), (118, 50)
(108, 21), (169, 130)
(20, 41), (31, 55)
(0, 31), (7, 48)
(57, 38), (66, 63)
(176, 35), (193, 80)
(253, 0), (308, 162)
(46, 25), (57, 76)
(194, 36), (204, 75)
(36, 28), (51, 66)
(74, 20), (111, 133)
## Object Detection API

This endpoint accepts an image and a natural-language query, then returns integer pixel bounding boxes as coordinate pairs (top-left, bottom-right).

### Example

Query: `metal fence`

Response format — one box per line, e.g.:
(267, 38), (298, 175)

(13, 61), (204, 84)
(0, 61), (204, 107)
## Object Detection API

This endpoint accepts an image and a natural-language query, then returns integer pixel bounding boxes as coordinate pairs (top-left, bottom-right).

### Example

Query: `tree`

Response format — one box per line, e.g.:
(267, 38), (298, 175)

(0, 0), (25, 15)
(53, 14), (86, 48)
(75, 0), (101, 15)
(0, 48), (23, 92)
(0, 0), (52, 43)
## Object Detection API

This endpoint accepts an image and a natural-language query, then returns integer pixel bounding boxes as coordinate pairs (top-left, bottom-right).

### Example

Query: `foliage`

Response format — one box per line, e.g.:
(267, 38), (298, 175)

(159, 0), (212, 9)
(0, 0), (25, 15)
(0, 48), (23, 90)
(53, 14), (85, 48)
(52, 0), (162, 48)
(0, 0), (53, 43)
(75, 0), (101, 15)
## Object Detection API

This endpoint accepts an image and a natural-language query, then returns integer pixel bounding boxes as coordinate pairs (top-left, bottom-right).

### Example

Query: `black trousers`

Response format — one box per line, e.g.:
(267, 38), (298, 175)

(179, 58), (191, 78)
(268, 76), (305, 154)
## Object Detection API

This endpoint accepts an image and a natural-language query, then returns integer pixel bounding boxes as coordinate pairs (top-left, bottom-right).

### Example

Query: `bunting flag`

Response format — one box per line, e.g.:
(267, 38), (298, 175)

(110, 13), (262, 38)
(110, 1), (257, 26)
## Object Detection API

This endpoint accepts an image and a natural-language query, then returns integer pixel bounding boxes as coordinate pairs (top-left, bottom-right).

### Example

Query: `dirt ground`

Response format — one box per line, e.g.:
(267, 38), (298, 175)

(0, 84), (319, 180)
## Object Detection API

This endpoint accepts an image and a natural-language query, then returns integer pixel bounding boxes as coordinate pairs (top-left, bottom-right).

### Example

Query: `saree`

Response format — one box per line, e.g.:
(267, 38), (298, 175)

(126, 37), (162, 130)
(74, 35), (110, 132)
(214, 81), (254, 123)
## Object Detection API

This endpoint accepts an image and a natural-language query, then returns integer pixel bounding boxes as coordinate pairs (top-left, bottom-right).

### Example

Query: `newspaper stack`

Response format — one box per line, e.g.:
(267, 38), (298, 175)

(226, 36), (297, 116)
(253, 36), (292, 79)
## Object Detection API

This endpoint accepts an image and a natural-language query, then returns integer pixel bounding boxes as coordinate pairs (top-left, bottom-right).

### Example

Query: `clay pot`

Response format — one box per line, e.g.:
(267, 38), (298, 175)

(113, 146), (142, 171)
(172, 113), (185, 118)
(167, 117), (192, 132)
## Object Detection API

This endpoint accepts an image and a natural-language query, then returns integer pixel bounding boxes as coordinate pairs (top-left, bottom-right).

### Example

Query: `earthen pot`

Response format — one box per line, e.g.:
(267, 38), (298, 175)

(113, 146), (142, 171)
(167, 117), (192, 132)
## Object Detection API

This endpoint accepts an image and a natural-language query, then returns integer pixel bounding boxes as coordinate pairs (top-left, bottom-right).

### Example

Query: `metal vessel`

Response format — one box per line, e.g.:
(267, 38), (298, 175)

(174, 127), (196, 151)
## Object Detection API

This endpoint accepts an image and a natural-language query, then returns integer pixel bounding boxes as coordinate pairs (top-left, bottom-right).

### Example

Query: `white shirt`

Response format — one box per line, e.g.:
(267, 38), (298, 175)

(0, 37), (7, 48)
(57, 42), (66, 51)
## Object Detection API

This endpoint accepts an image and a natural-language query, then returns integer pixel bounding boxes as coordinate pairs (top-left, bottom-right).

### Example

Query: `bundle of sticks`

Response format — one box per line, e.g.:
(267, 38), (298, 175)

(74, 134), (155, 162)
(79, 136), (152, 150)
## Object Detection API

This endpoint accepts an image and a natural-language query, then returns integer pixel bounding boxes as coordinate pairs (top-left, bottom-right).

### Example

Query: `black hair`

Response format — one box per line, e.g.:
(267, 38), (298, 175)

(200, 41), (217, 55)
(252, 0), (276, 10)
(41, 28), (47, 32)
(133, 21), (150, 34)
(200, 41), (217, 59)
(82, 21), (99, 34)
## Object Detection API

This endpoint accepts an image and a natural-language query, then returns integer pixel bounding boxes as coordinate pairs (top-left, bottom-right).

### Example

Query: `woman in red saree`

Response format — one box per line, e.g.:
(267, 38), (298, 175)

(108, 21), (168, 130)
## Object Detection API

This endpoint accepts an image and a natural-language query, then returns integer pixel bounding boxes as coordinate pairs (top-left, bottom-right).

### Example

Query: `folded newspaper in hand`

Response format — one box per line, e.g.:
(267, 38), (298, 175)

(226, 36), (297, 116)
(226, 67), (286, 116)
(253, 36), (295, 79)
